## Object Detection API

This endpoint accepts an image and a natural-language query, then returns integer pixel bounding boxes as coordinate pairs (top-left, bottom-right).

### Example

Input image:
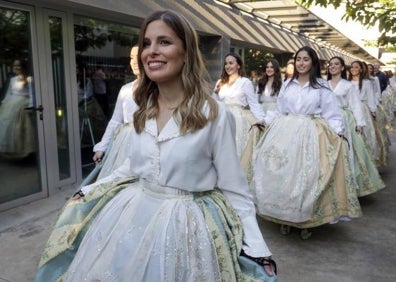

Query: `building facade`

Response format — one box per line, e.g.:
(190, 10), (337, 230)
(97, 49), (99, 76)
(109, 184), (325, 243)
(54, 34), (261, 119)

(0, 0), (375, 211)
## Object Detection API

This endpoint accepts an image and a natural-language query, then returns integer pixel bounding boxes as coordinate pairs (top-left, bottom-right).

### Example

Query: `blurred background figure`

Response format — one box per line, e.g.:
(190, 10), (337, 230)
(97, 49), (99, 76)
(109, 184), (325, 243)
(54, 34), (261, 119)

(250, 69), (260, 90)
(283, 59), (294, 81)
(92, 45), (141, 179)
(92, 62), (109, 118)
(257, 59), (282, 112)
(0, 59), (36, 159)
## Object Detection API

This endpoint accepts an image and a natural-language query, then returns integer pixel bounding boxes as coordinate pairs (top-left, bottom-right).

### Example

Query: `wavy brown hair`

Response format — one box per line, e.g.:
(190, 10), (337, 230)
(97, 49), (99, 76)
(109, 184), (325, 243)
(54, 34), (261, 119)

(133, 10), (218, 134)
(214, 52), (246, 94)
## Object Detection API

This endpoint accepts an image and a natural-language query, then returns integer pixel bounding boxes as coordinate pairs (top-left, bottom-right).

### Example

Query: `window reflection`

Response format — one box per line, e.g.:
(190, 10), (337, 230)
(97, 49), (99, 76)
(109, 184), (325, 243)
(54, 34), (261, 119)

(0, 8), (40, 203)
(73, 16), (139, 175)
(49, 16), (71, 180)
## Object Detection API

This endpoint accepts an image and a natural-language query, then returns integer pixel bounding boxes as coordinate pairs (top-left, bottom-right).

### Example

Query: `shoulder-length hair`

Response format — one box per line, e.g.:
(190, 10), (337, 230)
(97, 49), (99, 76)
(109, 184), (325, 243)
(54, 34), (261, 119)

(291, 46), (322, 89)
(133, 10), (218, 134)
(348, 60), (364, 91)
(257, 58), (282, 96)
(327, 56), (347, 80)
(214, 52), (246, 94)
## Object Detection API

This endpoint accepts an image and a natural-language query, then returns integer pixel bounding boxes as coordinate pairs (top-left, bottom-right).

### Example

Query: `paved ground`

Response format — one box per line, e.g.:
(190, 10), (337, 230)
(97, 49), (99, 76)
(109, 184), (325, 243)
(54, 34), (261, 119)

(1, 123), (395, 282)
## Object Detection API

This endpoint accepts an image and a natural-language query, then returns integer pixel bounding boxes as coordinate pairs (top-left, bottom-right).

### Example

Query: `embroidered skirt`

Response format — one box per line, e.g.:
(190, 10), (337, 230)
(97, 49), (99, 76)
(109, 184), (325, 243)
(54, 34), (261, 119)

(36, 178), (277, 282)
(252, 114), (362, 228)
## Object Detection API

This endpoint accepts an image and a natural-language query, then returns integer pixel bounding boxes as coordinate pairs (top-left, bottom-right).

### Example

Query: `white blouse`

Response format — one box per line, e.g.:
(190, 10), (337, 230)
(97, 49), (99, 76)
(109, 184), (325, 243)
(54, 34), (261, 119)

(93, 80), (137, 152)
(258, 83), (278, 103)
(213, 77), (266, 121)
(4, 76), (35, 107)
(83, 101), (272, 257)
(351, 79), (377, 113)
(266, 78), (344, 134)
(329, 79), (366, 127)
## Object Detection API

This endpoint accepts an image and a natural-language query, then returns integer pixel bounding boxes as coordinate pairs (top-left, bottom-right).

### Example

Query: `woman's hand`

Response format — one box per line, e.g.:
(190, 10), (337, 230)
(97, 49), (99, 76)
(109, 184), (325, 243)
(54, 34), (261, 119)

(252, 121), (266, 132)
(71, 190), (85, 200)
(262, 256), (277, 276)
(93, 151), (104, 163)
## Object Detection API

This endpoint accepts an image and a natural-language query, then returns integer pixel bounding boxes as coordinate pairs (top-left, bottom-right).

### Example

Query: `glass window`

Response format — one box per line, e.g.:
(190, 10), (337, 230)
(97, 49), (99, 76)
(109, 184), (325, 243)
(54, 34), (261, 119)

(0, 7), (41, 203)
(73, 16), (140, 176)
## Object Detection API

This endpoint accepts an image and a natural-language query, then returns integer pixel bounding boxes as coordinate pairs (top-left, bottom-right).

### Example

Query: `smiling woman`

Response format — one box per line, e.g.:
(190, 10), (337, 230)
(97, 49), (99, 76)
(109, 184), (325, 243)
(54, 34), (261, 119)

(252, 46), (362, 239)
(36, 9), (278, 282)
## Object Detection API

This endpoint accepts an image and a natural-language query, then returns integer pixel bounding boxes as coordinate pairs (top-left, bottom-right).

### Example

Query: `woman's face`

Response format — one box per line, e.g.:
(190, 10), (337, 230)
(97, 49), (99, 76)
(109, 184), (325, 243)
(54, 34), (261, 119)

(265, 62), (275, 77)
(12, 60), (22, 75)
(141, 20), (186, 84)
(328, 58), (343, 76)
(367, 65), (374, 75)
(130, 46), (140, 76)
(350, 62), (361, 77)
(295, 50), (312, 76)
(224, 55), (240, 76)
(285, 63), (294, 77)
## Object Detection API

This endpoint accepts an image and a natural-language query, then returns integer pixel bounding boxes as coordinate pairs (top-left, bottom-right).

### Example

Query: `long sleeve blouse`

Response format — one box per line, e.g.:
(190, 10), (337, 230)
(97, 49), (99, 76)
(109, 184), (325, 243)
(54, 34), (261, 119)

(258, 83), (278, 103)
(329, 79), (366, 127)
(265, 78), (344, 134)
(93, 80), (137, 152)
(83, 101), (272, 258)
(351, 79), (377, 113)
(213, 77), (266, 122)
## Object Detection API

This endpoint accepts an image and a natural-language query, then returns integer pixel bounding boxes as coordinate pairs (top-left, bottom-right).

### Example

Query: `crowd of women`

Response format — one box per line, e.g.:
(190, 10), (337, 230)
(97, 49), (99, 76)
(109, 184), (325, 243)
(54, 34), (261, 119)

(35, 9), (394, 280)
(214, 47), (394, 240)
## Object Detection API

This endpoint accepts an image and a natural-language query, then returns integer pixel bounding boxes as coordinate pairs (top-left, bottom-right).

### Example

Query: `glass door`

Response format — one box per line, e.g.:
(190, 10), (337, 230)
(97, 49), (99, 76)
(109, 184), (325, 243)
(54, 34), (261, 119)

(40, 9), (79, 190)
(0, 4), (47, 210)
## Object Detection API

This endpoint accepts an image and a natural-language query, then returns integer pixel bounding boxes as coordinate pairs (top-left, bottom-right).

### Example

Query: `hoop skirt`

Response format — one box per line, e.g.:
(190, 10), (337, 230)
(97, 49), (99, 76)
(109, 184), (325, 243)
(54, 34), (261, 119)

(0, 94), (36, 158)
(372, 105), (391, 167)
(342, 109), (385, 197)
(228, 105), (253, 158)
(252, 114), (362, 228)
(36, 178), (276, 282)
(97, 123), (134, 179)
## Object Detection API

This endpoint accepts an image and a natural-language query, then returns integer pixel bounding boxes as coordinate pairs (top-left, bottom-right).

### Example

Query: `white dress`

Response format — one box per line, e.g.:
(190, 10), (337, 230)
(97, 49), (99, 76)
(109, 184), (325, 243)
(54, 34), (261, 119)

(253, 78), (361, 227)
(330, 79), (385, 196)
(351, 80), (379, 162)
(213, 77), (265, 158)
(93, 80), (137, 178)
(330, 79), (365, 181)
(258, 84), (278, 112)
(65, 101), (272, 281)
(0, 76), (36, 158)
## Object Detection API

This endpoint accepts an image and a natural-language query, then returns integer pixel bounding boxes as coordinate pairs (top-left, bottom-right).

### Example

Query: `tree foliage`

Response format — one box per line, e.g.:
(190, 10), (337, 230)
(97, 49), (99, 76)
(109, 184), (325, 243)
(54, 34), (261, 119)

(296, 0), (396, 47)
(244, 49), (274, 76)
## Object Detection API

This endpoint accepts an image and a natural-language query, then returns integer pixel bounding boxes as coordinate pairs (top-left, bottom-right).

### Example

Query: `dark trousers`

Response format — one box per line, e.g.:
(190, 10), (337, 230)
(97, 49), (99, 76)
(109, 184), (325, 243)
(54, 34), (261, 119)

(94, 93), (109, 118)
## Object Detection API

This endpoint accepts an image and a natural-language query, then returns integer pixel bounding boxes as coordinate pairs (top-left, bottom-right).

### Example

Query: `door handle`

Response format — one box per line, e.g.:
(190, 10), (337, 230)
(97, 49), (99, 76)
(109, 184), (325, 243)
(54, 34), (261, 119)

(25, 105), (44, 112)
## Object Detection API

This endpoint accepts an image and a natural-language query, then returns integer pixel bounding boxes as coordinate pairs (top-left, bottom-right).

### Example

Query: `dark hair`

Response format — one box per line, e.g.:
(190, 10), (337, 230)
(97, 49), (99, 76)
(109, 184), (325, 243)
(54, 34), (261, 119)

(348, 60), (364, 91)
(290, 46), (322, 89)
(12, 59), (29, 84)
(215, 52), (246, 94)
(327, 56), (347, 80)
(257, 58), (282, 96)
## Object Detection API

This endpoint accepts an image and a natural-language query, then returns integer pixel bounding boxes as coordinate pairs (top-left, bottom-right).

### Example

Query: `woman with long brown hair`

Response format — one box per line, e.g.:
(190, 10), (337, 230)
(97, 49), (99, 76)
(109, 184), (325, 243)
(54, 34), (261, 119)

(36, 10), (277, 282)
